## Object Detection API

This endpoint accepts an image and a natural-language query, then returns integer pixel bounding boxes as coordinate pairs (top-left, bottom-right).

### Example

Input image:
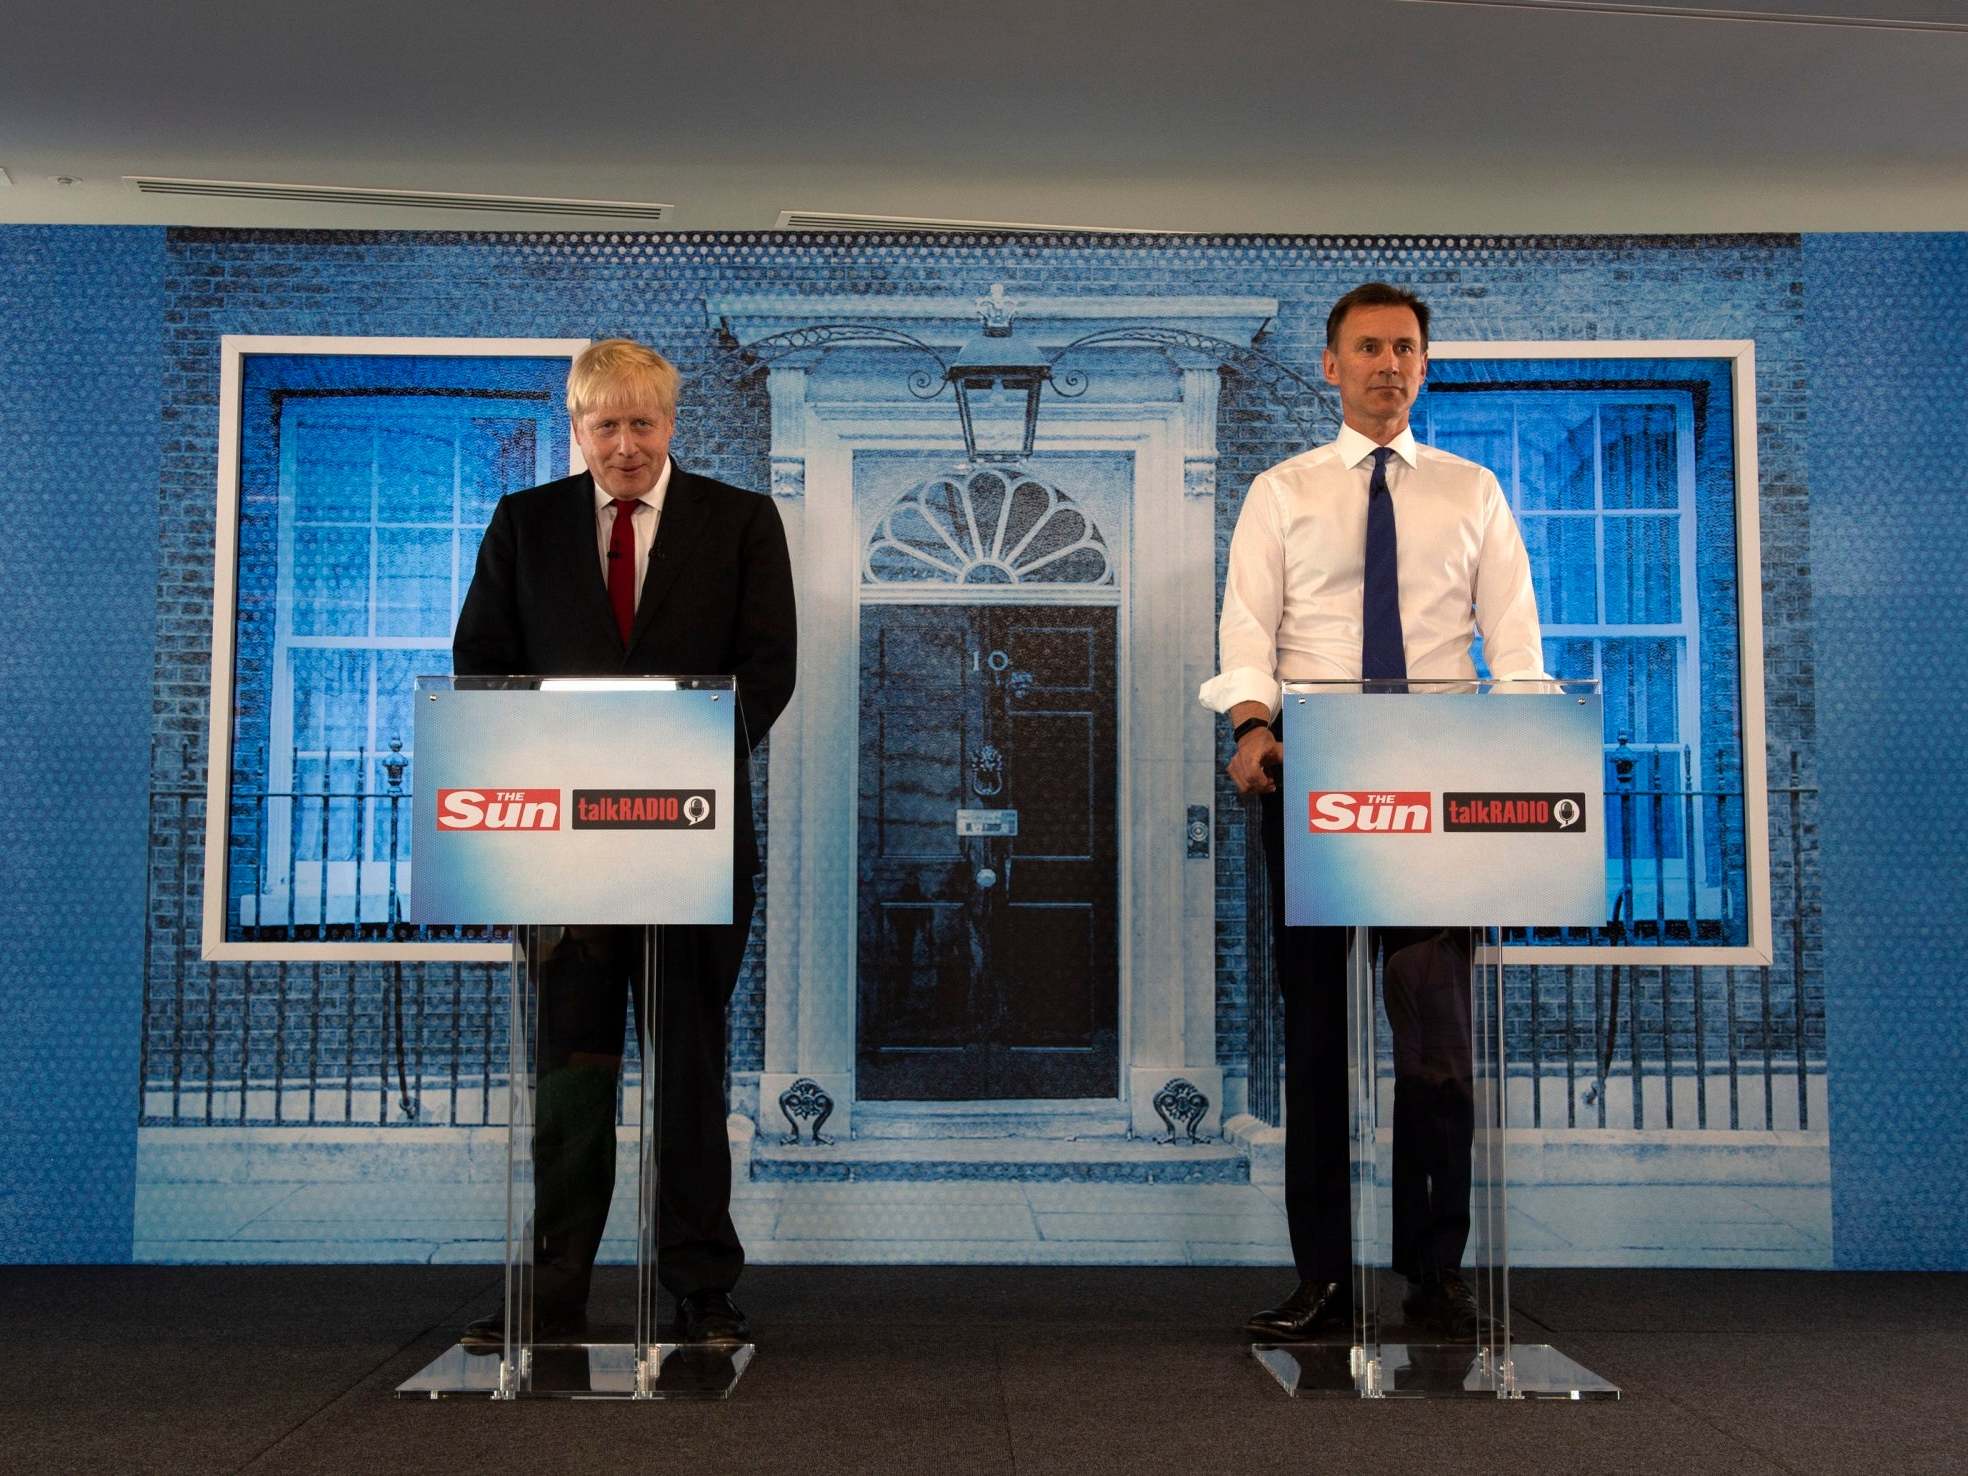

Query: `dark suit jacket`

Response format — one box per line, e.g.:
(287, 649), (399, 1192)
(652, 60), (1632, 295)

(451, 463), (797, 880)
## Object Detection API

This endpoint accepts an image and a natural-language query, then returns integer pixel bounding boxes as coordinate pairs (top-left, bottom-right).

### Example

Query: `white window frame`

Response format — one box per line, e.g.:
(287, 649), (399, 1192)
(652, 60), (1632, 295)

(1433, 340), (1772, 966)
(203, 336), (588, 962)
(860, 459), (1122, 604)
(257, 395), (561, 930)
(1428, 388), (1711, 917)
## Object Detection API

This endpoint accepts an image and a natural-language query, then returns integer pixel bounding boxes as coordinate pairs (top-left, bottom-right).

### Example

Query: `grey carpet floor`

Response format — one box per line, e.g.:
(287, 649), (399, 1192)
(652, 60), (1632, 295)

(1, 1266), (1962, 1475)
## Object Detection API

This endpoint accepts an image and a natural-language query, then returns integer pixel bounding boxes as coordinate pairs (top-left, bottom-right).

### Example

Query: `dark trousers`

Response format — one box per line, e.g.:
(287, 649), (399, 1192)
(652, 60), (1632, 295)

(1261, 789), (1474, 1282)
(530, 885), (754, 1312)
(1384, 927), (1475, 1279)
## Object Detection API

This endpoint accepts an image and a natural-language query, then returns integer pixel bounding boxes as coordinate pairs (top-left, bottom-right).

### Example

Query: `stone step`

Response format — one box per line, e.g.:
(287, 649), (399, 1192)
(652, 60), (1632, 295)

(749, 1136), (1248, 1183)
(848, 1098), (1133, 1140)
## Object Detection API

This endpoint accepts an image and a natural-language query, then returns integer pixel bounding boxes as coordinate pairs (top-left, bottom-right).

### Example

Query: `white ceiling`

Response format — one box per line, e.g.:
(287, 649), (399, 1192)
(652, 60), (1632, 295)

(2, 0), (1963, 233)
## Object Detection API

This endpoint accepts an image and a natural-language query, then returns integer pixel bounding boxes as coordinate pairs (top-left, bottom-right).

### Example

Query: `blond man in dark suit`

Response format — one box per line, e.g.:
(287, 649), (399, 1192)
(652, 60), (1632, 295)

(454, 338), (796, 1346)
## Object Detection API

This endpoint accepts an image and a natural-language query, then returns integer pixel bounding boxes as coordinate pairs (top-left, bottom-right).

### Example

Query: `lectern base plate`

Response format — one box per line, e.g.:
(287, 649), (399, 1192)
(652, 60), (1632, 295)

(1252, 1341), (1620, 1400)
(395, 1341), (755, 1400)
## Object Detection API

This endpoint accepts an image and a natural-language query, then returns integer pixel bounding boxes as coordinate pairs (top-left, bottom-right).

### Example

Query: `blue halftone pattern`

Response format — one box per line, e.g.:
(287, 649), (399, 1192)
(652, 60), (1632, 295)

(0, 225), (1867, 1267)
(1807, 233), (1968, 1270)
(0, 227), (163, 1261)
(144, 230), (1819, 1104)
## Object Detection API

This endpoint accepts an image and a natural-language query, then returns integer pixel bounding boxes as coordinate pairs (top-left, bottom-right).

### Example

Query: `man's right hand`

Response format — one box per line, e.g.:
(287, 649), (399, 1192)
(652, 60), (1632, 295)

(1227, 725), (1283, 795)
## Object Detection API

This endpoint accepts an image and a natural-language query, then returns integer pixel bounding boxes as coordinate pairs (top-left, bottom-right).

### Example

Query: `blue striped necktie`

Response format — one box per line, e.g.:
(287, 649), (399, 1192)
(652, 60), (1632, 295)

(1362, 446), (1407, 681)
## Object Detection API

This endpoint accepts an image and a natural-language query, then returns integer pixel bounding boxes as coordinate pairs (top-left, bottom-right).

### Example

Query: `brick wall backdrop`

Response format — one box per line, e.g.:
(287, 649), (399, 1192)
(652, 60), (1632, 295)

(140, 230), (1817, 1118)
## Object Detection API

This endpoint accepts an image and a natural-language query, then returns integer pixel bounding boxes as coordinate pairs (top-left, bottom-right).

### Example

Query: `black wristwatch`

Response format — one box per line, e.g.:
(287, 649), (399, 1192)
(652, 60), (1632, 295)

(1232, 716), (1271, 744)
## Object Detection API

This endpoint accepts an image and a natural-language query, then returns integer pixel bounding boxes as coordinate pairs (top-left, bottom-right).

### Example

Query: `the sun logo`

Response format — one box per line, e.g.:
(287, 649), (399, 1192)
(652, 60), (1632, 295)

(1306, 791), (1432, 833)
(436, 789), (562, 830)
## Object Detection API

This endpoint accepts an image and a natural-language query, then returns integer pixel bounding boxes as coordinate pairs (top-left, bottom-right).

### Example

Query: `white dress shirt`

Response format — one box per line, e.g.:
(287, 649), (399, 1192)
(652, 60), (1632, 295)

(1199, 423), (1546, 717)
(592, 457), (673, 611)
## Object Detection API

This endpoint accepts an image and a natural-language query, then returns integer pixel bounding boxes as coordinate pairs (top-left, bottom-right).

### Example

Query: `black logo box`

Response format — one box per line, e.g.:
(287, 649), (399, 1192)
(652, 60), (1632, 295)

(1442, 792), (1588, 833)
(570, 790), (717, 829)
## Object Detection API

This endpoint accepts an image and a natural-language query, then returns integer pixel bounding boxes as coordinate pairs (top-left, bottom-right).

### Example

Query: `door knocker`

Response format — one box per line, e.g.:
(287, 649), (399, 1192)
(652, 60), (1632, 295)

(970, 743), (1005, 797)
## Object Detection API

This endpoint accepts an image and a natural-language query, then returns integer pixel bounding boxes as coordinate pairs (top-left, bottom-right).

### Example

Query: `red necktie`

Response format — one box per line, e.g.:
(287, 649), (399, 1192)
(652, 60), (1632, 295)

(607, 498), (639, 644)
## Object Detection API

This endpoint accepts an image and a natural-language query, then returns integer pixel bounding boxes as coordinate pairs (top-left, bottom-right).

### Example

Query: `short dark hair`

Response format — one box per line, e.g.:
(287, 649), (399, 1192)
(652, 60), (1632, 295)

(1325, 282), (1431, 348)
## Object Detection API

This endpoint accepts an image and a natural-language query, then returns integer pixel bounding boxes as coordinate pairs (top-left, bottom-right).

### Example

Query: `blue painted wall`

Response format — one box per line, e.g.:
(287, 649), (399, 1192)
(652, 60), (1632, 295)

(0, 227), (162, 1261)
(1807, 233), (1968, 1269)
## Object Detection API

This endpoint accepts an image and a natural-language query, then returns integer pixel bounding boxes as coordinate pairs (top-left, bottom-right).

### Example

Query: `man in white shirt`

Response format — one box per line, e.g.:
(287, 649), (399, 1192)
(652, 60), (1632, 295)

(1200, 283), (1545, 1342)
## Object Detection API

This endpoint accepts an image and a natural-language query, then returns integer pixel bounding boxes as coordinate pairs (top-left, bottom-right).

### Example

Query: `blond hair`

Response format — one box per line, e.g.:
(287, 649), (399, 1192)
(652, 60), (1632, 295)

(566, 338), (681, 422)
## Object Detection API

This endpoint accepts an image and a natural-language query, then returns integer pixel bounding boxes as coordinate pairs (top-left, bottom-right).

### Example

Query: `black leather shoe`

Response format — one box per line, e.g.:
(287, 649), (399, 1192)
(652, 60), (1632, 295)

(1402, 1272), (1484, 1339)
(1246, 1279), (1354, 1341)
(458, 1305), (588, 1354)
(676, 1290), (751, 1346)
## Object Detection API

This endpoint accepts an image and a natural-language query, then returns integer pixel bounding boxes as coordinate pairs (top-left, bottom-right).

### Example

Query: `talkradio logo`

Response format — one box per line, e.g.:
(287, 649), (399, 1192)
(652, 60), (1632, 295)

(572, 790), (716, 830)
(1306, 791), (1432, 833)
(1443, 792), (1587, 833)
(436, 789), (562, 831)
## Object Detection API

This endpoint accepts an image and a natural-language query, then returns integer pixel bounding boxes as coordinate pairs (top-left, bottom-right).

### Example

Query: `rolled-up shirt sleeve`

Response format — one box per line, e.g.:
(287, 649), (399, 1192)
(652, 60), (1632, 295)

(1472, 470), (1548, 682)
(1199, 474), (1286, 716)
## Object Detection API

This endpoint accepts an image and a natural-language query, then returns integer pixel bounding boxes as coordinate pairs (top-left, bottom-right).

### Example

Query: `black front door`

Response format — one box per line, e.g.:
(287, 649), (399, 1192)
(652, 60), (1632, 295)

(857, 603), (1119, 1099)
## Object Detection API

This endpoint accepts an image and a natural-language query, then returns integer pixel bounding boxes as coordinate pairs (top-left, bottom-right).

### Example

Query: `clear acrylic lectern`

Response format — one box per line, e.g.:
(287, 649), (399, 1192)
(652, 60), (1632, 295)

(1250, 678), (1621, 1400)
(394, 675), (753, 1400)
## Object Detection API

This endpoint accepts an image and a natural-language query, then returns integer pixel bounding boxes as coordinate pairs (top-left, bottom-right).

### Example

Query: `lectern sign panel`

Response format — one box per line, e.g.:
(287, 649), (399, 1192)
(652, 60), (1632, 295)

(1282, 687), (1604, 927)
(412, 681), (734, 925)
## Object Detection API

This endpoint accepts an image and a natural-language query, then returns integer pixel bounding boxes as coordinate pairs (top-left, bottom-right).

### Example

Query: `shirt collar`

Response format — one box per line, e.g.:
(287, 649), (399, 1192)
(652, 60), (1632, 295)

(1336, 422), (1419, 471)
(591, 455), (673, 514)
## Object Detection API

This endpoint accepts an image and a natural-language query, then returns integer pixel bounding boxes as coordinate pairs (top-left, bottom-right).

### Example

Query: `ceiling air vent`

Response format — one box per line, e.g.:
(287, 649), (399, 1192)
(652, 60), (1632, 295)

(776, 210), (1180, 236)
(125, 177), (672, 221)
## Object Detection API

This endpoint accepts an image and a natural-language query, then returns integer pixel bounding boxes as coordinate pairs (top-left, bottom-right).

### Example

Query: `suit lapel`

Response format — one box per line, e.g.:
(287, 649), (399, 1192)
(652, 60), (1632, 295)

(628, 464), (713, 652)
(556, 474), (618, 645)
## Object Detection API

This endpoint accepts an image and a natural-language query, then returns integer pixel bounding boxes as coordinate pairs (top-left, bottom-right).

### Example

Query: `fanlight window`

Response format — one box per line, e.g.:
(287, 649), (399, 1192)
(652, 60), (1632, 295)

(865, 467), (1113, 586)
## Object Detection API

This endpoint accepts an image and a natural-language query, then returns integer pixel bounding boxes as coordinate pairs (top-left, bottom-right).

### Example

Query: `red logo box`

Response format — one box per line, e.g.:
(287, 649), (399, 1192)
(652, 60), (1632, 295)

(436, 788), (562, 831)
(1306, 791), (1433, 833)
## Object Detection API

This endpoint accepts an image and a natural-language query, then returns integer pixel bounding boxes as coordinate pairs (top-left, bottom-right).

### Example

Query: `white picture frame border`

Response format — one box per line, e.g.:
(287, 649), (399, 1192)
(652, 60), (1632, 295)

(200, 336), (1774, 969)
(1433, 339), (1772, 966)
(202, 335), (589, 962)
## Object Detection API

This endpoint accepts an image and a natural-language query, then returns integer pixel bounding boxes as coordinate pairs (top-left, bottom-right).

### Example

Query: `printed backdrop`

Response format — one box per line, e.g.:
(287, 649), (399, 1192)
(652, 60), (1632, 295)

(4, 228), (1963, 1270)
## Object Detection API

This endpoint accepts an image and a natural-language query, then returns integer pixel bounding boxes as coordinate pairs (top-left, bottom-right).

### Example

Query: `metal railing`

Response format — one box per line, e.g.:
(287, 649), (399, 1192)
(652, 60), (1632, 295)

(141, 773), (510, 1126)
(139, 952), (509, 1127)
(1504, 952), (1817, 1131)
(141, 773), (654, 1127)
(142, 759), (1819, 1133)
(217, 744), (491, 943)
(1503, 739), (1752, 947)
